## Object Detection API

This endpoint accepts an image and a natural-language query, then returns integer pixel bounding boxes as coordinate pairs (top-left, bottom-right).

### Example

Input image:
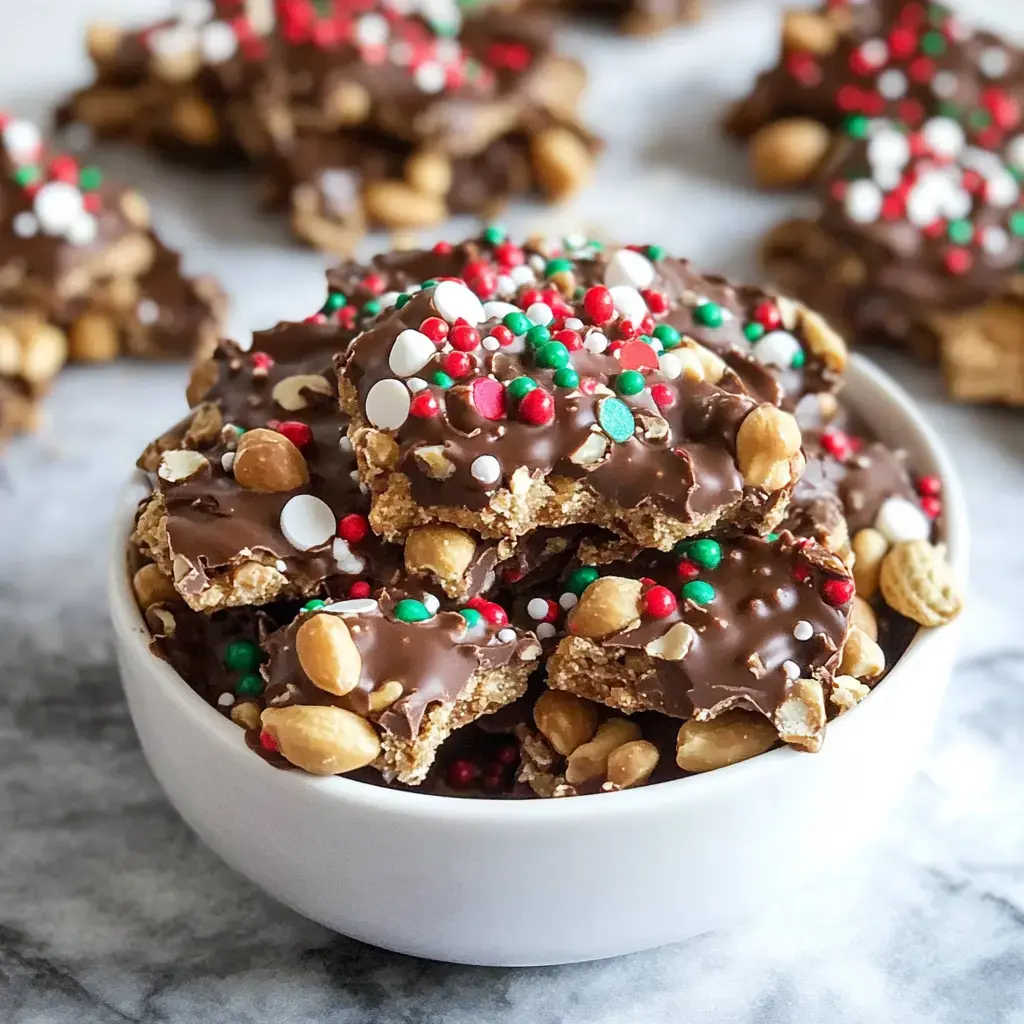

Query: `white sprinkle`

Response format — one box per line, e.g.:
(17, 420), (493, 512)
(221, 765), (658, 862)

(200, 20), (238, 63)
(279, 494), (336, 551)
(536, 623), (557, 640)
(931, 70), (959, 99)
(905, 172), (949, 227)
(220, 452), (235, 473)
(868, 126), (910, 170)
(483, 300), (521, 322)
(979, 46), (1010, 79)
(845, 179), (883, 223)
(981, 226), (1009, 255)
(509, 265), (536, 287)
(355, 13), (389, 46)
(414, 61), (446, 94)
(339, 435), (353, 452)
(609, 285), (647, 324)
(986, 172), (1019, 208)
(67, 213), (97, 247)
(783, 660), (801, 680)
(1007, 134), (1024, 171)
(3, 119), (41, 162)
(528, 253), (546, 274)
(349, 469), (361, 485)
(470, 454), (501, 486)
(365, 378), (411, 429)
(583, 330), (608, 355)
(559, 592), (578, 611)
(275, 560), (287, 572)
(34, 181), (84, 235)
(12, 212), (37, 238)
(658, 352), (681, 379)
(406, 377), (428, 393)
(137, 298), (161, 324)
(793, 620), (814, 642)
(859, 38), (887, 68)
(180, 0), (213, 25)
(753, 330), (801, 370)
(497, 627), (516, 643)
(433, 279), (484, 324)
(388, 328), (436, 377)
(482, 335), (500, 351)
(217, 692), (235, 708)
(526, 598), (549, 620)
(876, 68), (907, 100)
(564, 317), (584, 331)
(605, 248), (655, 290)
(496, 274), (516, 298)
(379, 291), (401, 309)
(322, 598), (378, 616)
(922, 116), (965, 160)
(874, 496), (930, 544)
(332, 538), (366, 574)
(422, 593), (440, 614)
(526, 302), (553, 326)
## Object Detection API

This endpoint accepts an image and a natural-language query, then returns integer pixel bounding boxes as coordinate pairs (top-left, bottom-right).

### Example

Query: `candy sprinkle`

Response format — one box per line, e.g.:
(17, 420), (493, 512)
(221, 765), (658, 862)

(394, 599), (432, 623)
(597, 396), (636, 443)
(681, 580), (716, 605)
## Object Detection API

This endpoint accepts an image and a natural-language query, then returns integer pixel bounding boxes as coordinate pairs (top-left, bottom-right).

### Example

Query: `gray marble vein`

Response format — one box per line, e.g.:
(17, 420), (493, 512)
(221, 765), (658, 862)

(2, 0), (1024, 1021)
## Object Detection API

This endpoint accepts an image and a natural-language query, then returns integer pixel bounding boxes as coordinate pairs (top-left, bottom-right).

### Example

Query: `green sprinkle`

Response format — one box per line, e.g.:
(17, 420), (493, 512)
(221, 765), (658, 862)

(322, 292), (346, 313)
(483, 224), (506, 245)
(432, 371), (455, 389)
(614, 370), (646, 396)
(791, 349), (806, 370)
(394, 599), (432, 623)
(395, 293), (411, 309)
(545, 257), (573, 275)
(361, 299), (382, 318)
(302, 599), (326, 612)
(458, 607), (484, 628)
(639, 334), (655, 346)
(236, 674), (263, 697)
(553, 367), (580, 389)
(693, 302), (724, 328)
(13, 165), (39, 187)
(673, 539), (694, 556)
(743, 322), (765, 342)
(224, 640), (260, 673)
(506, 376), (537, 401)
(947, 219), (973, 244)
(968, 108), (992, 129)
(653, 324), (680, 349)
(766, 532), (780, 543)
(681, 580), (716, 605)
(844, 114), (870, 140)
(503, 311), (532, 336)
(422, 279), (438, 289)
(566, 566), (600, 596)
(1010, 211), (1024, 237)
(525, 324), (551, 349)
(597, 396), (636, 443)
(78, 166), (103, 190)
(646, 244), (666, 261)
(921, 30), (946, 55)
(688, 539), (723, 570)
(536, 340), (569, 369)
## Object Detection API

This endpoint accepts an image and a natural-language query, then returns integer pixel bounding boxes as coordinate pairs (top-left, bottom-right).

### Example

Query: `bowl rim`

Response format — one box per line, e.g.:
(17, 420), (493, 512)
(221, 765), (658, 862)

(110, 353), (969, 824)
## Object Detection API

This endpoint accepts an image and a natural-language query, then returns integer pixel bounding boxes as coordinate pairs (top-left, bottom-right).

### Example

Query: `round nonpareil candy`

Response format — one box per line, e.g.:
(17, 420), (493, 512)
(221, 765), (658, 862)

(280, 495), (336, 551)
(365, 378), (412, 429)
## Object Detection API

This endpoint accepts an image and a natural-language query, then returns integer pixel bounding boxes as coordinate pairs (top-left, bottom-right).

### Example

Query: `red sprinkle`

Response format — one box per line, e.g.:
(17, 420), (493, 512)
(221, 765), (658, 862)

(494, 743), (520, 766)
(494, 241), (524, 267)
(642, 585), (678, 618)
(450, 324), (481, 351)
(754, 301), (781, 330)
(259, 730), (278, 752)
(250, 351), (274, 372)
(479, 602), (509, 627)
(420, 316), (449, 343)
(337, 513), (369, 544)
(466, 596), (488, 611)
(517, 387), (555, 425)
(48, 155), (78, 182)
(618, 340), (659, 372)
(348, 581), (371, 599)
(554, 328), (583, 352)
(446, 759), (478, 789)
(641, 290), (668, 315)
(650, 383), (675, 408)
(489, 325), (515, 347)
(921, 496), (942, 520)
(362, 273), (385, 295)
(792, 565), (812, 583)
(443, 351), (473, 378)
(273, 420), (313, 449)
(409, 392), (441, 418)
(677, 559), (700, 580)
(822, 577), (855, 607)
(821, 429), (853, 461)
(432, 241), (453, 255)
(471, 377), (507, 420)
(917, 474), (942, 497)
(583, 286), (614, 324)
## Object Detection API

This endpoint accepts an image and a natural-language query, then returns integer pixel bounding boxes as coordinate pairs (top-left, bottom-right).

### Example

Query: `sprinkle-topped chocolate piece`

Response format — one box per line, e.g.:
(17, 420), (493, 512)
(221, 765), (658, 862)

(547, 533), (853, 750)
(258, 594), (541, 782)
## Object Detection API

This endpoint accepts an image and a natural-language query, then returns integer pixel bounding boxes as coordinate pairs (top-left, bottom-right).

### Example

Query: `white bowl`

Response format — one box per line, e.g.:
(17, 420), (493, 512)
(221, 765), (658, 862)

(110, 355), (968, 967)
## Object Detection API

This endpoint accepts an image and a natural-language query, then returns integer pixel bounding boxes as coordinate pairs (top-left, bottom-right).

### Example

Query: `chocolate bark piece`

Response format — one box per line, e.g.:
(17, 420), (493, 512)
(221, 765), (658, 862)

(546, 533), (853, 751)
(726, 0), (1024, 189)
(0, 115), (225, 362)
(339, 237), (809, 550)
(762, 118), (1024, 404)
(581, 0), (701, 36)
(0, 309), (67, 399)
(258, 593), (541, 783)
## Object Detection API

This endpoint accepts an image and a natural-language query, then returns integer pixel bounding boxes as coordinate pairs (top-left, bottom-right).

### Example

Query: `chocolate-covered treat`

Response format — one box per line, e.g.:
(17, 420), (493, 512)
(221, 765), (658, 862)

(57, 2), (599, 254)
(547, 533), (859, 751)
(726, 0), (1024, 190)
(0, 115), (225, 363)
(337, 234), (847, 550)
(256, 594), (541, 783)
(763, 116), (1024, 404)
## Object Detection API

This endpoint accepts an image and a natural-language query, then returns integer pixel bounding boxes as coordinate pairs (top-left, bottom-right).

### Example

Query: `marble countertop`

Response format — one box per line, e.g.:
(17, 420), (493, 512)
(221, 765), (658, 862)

(3, 2), (1024, 1022)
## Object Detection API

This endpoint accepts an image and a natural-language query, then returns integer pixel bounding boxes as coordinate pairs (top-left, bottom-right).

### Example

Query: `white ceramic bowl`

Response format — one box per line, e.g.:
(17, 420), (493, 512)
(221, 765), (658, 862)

(110, 355), (968, 967)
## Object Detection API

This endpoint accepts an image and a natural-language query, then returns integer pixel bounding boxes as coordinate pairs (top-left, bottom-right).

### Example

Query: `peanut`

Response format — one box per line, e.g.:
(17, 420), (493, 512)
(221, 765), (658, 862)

(186, 357), (219, 407)
(798, 306), (848, 373)
(405, 150), (453, 198)
(232, 428), (309, 493)
(170, 95), (220, 145)
(132, 563), (178, 610)
(644, 621), (696, 661)
(324, 80), (371, 126)
(675, 710), (777, 772)
(86, 22), (122, 64)
(852, 527), (888, 599)
(260, 705), (380, 776)
(367, 680), (404, 714)
(363, 180), (447, 228)
(69, 312), (119, 362)
(295, 613), (362, 696)
(606, 740), (659, 789)
(272, 372), (333, 412)
(533, 690), (599, 756)
(158, 449), (209, 483)
(774, 678), (826, 752)
(404, 525), (477, 583)
(19, 322), (67, 388)
(851, 595), (878, 641)
(736, 405), (803, 490)
(782, 10), (838, 54)
(839, 626), (885, 680)
(749, 118), (831, 189)
(230, 701), (262, 731)
(119, 190), (151, 229)
(412, 444), (455, 480)
(565, 718), (642, 784)
(830, 674), (870, 714)
(879, 540), (962, 627)
(529, 127), (593, 201)
(568, 576), (643, 639)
